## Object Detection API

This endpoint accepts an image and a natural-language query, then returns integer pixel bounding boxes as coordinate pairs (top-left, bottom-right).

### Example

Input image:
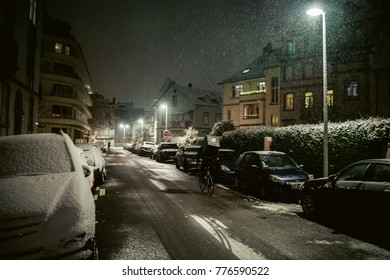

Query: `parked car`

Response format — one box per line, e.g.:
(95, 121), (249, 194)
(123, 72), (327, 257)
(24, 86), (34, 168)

(175, 145), (201, 172)
(215, 149), (240, 184)
(137, 141), (156, 157)
(299, 159), (390, 219)
(155, 142), (179, 163)
(76, 147), (95, 193)
(0, 132), (96, 259)
(76, 143), (106, 185)
(234, 151), (309, 201)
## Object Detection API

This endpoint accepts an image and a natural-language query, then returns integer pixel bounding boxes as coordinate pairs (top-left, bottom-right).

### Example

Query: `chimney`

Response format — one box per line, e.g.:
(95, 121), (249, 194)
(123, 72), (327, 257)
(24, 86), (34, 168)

(188, 83), (192, 88)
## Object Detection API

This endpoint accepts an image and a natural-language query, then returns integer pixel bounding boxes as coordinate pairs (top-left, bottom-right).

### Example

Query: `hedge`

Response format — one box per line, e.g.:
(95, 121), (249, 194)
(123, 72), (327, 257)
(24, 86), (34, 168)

(221, 118), (390, 178)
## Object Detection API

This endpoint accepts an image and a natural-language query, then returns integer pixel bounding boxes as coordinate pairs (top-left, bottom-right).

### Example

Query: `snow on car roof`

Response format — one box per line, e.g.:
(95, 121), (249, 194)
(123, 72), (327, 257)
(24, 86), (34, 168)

(0, 133), (74, 177)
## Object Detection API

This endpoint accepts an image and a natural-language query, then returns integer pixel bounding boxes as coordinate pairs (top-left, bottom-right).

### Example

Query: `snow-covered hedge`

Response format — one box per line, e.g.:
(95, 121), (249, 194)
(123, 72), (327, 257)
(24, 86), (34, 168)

(222, 118), (390, 177)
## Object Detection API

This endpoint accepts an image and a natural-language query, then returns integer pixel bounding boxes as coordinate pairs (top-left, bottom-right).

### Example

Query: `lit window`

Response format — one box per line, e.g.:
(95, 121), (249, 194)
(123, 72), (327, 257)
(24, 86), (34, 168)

(232, 85), (243, 97)
(285, 93), (294, 110)
(271, 115), (279, 126)
(243, 104), (259, 119)
(347, 81), (358, 98)
(305, 92), (314, 108)
(257, 81), (266, 93)
(327, 90), (334, 106)
(55, 43), (63, 54)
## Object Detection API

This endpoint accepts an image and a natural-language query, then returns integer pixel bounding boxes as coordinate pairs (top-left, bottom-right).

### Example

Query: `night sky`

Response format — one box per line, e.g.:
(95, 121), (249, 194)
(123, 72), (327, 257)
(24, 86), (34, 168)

(44, 0), (310, 110)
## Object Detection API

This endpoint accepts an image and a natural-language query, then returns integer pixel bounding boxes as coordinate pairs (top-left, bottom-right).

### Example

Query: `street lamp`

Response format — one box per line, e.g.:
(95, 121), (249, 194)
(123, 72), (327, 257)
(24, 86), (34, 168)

(138, 119), (144, 141)
(161, 104), (168, 131)
(306, 7), (328, 177)
(119, 123), (129, 143)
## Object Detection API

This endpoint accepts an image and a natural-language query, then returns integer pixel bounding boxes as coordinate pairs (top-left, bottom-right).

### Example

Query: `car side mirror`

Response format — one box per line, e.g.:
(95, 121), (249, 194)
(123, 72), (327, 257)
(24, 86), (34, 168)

(82, 165), (91, 177)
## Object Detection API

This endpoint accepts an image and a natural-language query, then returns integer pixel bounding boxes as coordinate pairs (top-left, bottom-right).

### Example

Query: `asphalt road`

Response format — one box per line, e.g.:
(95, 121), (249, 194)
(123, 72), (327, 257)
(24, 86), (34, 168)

(94, 147), (390, 260)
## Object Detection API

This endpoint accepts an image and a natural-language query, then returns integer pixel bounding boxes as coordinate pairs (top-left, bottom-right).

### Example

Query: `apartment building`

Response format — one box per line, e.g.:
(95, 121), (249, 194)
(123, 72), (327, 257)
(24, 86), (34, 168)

(219, 0), (390, 128)
(0, 0), (43, 136)
(38, 13), (92, 143)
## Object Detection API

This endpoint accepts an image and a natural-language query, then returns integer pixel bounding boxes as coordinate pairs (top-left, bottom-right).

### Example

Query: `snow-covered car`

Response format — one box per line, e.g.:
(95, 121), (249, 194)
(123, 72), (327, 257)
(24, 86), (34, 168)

(234, 151), (309, 201)
(76, 147), (95, 193)
(76, 143), (106, 185)
(155, 142), (178, 163)
(0, 132), (96, 259)
(175, 145), (200, 172)
(137, 141), (156, 157)
(299, 159), (390, 219)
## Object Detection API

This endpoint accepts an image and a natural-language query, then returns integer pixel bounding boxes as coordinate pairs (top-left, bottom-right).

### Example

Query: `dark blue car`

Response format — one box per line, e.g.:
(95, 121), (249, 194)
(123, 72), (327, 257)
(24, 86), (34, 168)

(234, 151), (309, 201)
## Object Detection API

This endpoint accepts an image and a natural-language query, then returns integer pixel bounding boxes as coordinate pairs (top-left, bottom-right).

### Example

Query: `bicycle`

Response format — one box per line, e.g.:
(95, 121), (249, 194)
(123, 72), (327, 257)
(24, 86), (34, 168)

(198, 163), (215, 196)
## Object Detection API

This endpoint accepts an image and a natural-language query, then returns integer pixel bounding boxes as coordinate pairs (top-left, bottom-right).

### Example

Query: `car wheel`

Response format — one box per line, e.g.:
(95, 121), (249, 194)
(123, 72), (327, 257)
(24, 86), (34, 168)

(300, 192), (317, 218)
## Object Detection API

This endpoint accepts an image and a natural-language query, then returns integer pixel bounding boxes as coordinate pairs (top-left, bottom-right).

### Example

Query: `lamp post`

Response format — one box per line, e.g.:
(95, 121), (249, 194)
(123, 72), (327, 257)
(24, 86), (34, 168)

(119, 123), (129, 143)
(161, 104), (168, 131)
(307, 7), (328, 177)
(138, 119), (144, 142)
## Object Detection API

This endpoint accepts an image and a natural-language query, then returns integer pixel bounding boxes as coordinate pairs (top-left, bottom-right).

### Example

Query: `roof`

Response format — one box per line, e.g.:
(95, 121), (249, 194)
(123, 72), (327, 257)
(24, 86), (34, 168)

(219, 56), (265, 84)
(152, 78), (222, 109)
(218, 42), (282, 85)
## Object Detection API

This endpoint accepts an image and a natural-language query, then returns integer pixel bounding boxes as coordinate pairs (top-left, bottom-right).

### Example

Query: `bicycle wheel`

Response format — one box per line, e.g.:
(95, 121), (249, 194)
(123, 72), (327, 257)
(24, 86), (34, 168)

(198, 172), (206, 192)
(207, 172), (215, 196)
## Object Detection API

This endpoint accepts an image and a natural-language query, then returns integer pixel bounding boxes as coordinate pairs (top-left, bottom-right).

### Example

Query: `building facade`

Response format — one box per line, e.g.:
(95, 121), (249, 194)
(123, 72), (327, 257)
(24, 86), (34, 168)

(38, 13), (92, 143)
(219, 0), (390, 129)
(152, 78), (222, 143)
(0, 0), (43, 136)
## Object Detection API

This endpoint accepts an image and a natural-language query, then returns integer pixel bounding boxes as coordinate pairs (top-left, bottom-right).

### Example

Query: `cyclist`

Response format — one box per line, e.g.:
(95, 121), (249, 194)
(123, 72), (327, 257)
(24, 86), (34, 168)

(196, 136), (219, 183)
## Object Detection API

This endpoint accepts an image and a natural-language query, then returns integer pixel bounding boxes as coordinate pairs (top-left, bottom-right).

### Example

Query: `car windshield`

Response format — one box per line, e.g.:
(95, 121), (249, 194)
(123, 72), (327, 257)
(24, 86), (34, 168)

(260, 154), (299, 170)
(0, 135), (74, 178)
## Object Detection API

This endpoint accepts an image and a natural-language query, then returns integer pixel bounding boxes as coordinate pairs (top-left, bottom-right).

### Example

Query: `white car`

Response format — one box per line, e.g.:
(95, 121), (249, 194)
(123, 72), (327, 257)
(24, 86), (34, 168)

(76, 147), (95, 193)
(0, 132), (96, 259)
(76, 143), (107, 185)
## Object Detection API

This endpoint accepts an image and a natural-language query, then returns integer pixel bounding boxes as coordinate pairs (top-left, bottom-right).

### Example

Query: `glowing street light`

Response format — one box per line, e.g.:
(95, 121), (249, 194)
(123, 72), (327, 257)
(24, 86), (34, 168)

(119, 123), (129, 143)
(306, 7), (328, 176)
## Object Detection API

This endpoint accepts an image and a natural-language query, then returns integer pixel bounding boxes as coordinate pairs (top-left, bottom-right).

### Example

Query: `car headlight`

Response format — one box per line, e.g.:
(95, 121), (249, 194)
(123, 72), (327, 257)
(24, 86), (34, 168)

(269, 175), (285, 184)
(220, 165), (231, 172)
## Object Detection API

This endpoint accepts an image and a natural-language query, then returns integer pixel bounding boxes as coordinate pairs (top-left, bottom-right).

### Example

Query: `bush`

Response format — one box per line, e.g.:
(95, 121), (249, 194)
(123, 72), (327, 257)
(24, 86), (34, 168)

(222, 118), (390, 178)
